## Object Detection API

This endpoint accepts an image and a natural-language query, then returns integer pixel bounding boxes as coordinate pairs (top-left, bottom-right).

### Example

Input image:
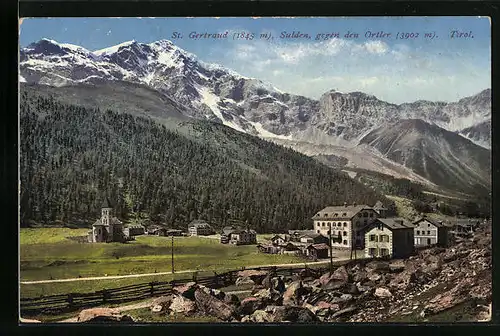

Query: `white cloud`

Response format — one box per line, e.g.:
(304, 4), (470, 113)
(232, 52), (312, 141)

(363, 41), (388, 54)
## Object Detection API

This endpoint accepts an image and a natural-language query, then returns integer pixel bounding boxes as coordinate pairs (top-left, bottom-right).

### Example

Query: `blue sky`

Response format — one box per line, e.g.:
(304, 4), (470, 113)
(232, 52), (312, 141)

(19, 17), (490, 103)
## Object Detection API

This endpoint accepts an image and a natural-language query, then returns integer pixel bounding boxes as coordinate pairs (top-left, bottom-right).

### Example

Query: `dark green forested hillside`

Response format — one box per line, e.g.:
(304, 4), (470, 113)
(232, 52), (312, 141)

(20, 89), (394, 233)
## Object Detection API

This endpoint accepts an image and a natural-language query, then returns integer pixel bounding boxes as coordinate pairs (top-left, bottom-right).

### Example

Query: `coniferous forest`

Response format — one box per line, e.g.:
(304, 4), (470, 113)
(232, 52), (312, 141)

(20, 89), (394, 233)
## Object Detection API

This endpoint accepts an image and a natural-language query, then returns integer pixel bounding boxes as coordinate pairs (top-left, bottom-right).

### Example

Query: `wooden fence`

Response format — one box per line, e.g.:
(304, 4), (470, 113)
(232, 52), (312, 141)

(20, 264), (335, 316)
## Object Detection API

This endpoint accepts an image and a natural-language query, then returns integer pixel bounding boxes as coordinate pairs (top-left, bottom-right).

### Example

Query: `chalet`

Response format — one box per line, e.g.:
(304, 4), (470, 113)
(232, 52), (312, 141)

(188, 220), (215, 236)
(88, 198), (127, 243)
(364, 218), (414, 259)
(306, 243), (329, 260)
(123, 225), (145, 238)
(270, 235), (286, 246)
(146, 225), (162, 235)
(229, 228), (257, 245)
(166, 229), (183, 236)
(222, 226), (238, 236)
(257, 243), (281, 254)
(298, 233), (329, 245)
(413, 216), (451, 247)
(286, 230), (316, 242)
(279, 242), (301, 255)
(452, 219), (479, 237)
(373, 201), (388, 218)
(312, 203), (379, 250)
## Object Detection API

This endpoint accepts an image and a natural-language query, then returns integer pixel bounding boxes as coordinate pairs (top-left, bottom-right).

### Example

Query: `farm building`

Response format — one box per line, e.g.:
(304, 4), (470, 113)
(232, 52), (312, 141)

(270, 235), (286, 246)
(452, 218), (481, 237)
(312, 202), (379, 250)
(123, 225), (145, 237)
(298, 233), (329, 245)
(364, 218), (414, 259)
(413, 216), (451, 247)
(286, 230), (316, 242)
(257, 243), (281, 254)
(88, 198), (127, 243)
(279, 242), (301, 255)
(166, 229), (183, 236)
(229, 228), (257, 245)
(306, 243), (329, 260)
(188, 220), (215, 236)
(373, 201), (388, 218)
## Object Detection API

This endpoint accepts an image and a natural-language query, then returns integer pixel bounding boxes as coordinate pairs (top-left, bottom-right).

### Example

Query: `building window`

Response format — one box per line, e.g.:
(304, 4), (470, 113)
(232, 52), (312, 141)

(417, 230), (420, 235)
(380, 248), (389, 256)
(324, 214), (328, 217)
(369, 234), (376, 242)
(342, 213), (347, 217)
(428, 224), (430, 227)
(317, 230), (320, 234)
(327, 230), (331, 235)
(363, 212), (368, 217)
(322, 222), (326, 227)
(369, 248), (376, 256)
(337, 223), (341, 227)
(343, 231), (347, 236)
(343, 222), (347, 227)
(343, 240), (348, 245)
(427, 231), (430, 235)
(369, 212), (373, 217)
(334, 213), (338, 217)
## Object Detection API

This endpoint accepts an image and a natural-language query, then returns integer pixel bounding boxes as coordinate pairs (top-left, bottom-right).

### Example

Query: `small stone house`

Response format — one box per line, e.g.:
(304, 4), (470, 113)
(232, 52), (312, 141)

(299, 233), (329, 245)
(413, 216), (450, 247)
(123, 225), (145, 237)
(364, 218), (414, 259)
(286, 230), (316, 242)
(88, 198), (127, 243)
(187, 220), (215, 236)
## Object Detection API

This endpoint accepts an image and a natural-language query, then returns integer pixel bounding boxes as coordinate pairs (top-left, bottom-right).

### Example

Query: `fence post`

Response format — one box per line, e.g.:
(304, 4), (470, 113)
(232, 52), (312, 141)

(150, 282), (155, 296)
(67, 293), (74, 309)
(102, 289), (108, 304)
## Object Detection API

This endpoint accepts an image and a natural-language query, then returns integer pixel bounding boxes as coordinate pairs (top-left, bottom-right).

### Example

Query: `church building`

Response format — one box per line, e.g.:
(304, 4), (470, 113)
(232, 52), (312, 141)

(88, 198), (127, 243)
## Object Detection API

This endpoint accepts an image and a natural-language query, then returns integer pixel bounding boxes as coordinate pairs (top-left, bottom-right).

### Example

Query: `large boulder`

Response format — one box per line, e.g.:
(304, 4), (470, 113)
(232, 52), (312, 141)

(267, 305), (318, 323)
(150, 295), (174, 313)
(388, 270), (417, 290)
(241, 309), (274, 323)
(169, 295), (197, 315)
(366, 261), (390, 273)
(236, 270), (268, 285)
(283, 281), (311, 306)
(237, 296), (268, 316)
(194, 288), (236, 321)
(172, 282), (198, 300)
(320, 266), (350, 290)
(236, 276), (255, 286)
(77, 308), (135, 323)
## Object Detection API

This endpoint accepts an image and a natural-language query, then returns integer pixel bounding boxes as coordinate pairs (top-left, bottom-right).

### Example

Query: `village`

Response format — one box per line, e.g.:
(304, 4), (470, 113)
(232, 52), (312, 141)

(88, 197), (487, 263)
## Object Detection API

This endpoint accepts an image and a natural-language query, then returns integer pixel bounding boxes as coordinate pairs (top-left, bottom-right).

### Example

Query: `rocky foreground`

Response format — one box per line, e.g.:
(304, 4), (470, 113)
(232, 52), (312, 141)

(75, 224), (491, 323)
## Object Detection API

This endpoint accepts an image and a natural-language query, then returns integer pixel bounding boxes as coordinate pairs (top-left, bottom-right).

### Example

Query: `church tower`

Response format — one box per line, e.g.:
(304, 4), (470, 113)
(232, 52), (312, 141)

(101, 197), (113, 241)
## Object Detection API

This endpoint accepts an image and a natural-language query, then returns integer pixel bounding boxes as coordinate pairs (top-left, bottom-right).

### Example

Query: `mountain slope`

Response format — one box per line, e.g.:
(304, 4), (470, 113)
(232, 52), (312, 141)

(459, 120), (491, 149)
(20, 87), (393, 230)
(19, 38), (491, 146)
(359, 119), (491, 195)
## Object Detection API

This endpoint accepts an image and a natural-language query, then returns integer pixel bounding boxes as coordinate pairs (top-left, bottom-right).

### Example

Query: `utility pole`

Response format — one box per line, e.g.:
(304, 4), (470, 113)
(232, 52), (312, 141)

(329, 222), (333, 274)
(171, 234), (175, 274)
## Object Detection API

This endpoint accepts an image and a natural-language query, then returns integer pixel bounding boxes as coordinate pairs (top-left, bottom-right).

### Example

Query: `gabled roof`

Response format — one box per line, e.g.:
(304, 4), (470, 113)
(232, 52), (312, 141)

(101, 197), (113, 208)
(288, 230), (315, 235)
(413, 216), (446, 228)
(307, 243), (329, 250)
(312, 204), (374, 220)
(369, 218), (413, 231)
(188, 220), (211, 228)
(300, 233), (327, 240)
(271, 235), (284, 241)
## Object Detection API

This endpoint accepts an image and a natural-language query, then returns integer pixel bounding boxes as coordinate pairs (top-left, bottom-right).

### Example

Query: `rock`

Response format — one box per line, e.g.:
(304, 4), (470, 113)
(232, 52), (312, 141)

(344, 283), (359, 295)
(270, 305), (317, 323)
(250, 309), (274, 323)
(388, 270), (417, 290)
(236, 276), (255, 286)
(194, 288), (236, 321)
(368, 272), (381, 281)
(150, 295), (174, 313)
(356, 283), (372, 293)
(331, 306), (357, 318)
(172, 282), (198, 300)
(340, 294), (353, 302)
(283, 281), (310, 305)
(236, 270), (268, 285)
(238, 297), (267, 315)
(366, 261), (390, 272)
(223, 293), (241, 307)
(374, 288), (392, 298)
(320, 267), (349, 290)
(388, 260), (406, 272)
(353, 270), (368, 282)
(422, 262), (441, 275)
(77, 308), (135, 323)
(169, 295), (197, 315)
(271, 277), (286, 293)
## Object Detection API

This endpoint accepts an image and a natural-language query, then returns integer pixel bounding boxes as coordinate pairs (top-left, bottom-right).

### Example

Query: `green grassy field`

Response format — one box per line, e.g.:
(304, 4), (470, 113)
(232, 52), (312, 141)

(20, 228), (303, 298)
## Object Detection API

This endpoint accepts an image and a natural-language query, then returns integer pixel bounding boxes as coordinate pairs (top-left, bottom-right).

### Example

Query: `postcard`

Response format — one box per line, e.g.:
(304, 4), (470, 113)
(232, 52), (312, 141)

(19, 16), (491, 324)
